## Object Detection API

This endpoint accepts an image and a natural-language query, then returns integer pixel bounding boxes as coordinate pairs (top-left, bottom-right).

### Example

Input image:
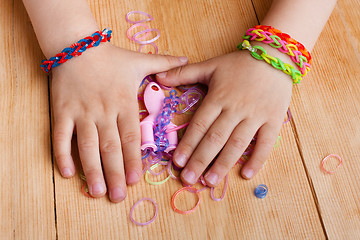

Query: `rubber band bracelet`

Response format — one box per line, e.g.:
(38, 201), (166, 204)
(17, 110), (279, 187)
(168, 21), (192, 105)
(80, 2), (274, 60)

(243, 28), (310, 76)
(238, 40), (302, 84)
(40, 28), (112, 73)
(254, 25), (311, 63)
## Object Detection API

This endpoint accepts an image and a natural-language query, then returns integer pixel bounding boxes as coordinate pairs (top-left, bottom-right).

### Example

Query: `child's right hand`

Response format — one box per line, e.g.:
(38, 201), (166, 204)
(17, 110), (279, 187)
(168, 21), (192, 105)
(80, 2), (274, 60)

(51, 42), (188, 202)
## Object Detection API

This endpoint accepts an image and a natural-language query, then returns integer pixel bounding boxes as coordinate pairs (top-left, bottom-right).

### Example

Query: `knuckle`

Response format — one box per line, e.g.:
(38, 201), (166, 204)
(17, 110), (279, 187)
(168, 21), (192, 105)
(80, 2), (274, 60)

(83, 168), (102, 180)
(78, 138), (98, 151)
(251, 157), (266, 168)
(258, 137), (274, 148)
(229, 136), (248, 151)
(54, 153), (69, 164)
(100, 139), (121, 154)
(191, 120), (208, 135)
(214, 159), (232, 172)
(166, 56), (177, 66)
(192, 157), (209, 169)
(177, 140), (195, 154)
(53, 130), (69, 144)
(206, 130), (224, 145)
(121, 131), (140, 146)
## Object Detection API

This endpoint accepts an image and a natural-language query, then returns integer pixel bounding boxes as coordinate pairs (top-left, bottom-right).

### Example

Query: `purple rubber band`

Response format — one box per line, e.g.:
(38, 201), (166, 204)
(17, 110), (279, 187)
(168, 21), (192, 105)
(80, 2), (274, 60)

(130, 198), (158, 226)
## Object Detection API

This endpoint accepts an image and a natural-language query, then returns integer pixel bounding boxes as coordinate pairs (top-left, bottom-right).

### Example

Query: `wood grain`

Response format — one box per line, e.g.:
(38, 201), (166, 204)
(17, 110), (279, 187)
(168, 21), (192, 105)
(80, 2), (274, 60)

(289, 4), (360, 238)
(0, 0), (56, 239)
(0, 0), (15, 239)
(1, 0), (359, 238)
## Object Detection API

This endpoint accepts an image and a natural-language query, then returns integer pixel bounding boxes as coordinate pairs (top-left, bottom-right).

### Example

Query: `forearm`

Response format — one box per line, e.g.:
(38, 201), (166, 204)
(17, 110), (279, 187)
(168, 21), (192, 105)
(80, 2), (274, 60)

(22, 0), (99, 58)
(262, 0), (337, 51)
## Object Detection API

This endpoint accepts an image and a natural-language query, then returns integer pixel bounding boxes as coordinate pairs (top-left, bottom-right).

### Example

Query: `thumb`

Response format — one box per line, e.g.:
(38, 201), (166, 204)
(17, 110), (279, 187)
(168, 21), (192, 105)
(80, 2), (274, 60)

(142, 54), (189, 75)
(155, 60), (216, 87)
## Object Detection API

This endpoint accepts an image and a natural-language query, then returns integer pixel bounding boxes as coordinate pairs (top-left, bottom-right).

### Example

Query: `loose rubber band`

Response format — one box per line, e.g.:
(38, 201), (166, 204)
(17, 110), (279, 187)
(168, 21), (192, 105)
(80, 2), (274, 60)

(126, 23), (151, 41)
(254, 184), (268, 199)
(138, 42), (158, 54)
(210, 175), (229, 201)
(81, 183), (92, 198)
(130, 198), (158, 226)
(273, 136), (281, 149)
(283, 109), (292, 124)
(166, 122), (190, 133)
(126, 11), (154, 24)
(171, 187), (201, 214)
(145, 163), (171, 185)
(132, 28), (160, 45)
(321, 154), (343, 174)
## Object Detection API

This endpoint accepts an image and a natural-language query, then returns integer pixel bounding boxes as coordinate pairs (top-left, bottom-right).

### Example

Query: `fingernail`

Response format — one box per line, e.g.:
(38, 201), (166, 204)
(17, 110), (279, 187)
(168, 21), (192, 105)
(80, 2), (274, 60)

(175, 154), (187, 167)
(205, 172), (218, 185)
(126, 170), (139, 185)
(182, 169), (196, 185)
(178, 56), (188, 63)
(156, 72), (167, 78)
(110, 187), (126, 202)
(62, 168), (72, 177)
(243, 168), (254, 179)
(90, 183), (105, 196)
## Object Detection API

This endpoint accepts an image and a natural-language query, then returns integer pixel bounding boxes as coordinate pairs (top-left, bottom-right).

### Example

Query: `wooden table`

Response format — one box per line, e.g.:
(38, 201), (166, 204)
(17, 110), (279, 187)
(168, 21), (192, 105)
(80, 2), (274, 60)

(1, 0), (359, 239)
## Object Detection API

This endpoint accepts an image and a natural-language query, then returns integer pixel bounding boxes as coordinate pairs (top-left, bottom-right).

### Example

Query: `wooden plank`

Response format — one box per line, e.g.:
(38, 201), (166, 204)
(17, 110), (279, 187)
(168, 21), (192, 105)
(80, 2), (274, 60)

(53, 0), (324, 239)
(289, 3), (360, 238)
(7, 0), (56, 238)
(337, 0), (360, 55)
(0, 0), (15, 239)
(252, 0), (360, 238)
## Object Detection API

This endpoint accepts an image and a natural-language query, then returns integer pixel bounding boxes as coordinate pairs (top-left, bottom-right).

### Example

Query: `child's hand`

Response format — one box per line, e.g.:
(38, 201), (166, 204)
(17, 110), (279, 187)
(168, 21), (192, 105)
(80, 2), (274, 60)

(52, 43), (188, 202)
(156, 50), (292, 186)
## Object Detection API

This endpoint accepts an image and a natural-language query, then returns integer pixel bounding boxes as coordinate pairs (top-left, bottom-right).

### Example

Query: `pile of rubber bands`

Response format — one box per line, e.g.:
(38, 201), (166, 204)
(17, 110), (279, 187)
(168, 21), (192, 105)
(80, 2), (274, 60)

(79, 11), (296, 226)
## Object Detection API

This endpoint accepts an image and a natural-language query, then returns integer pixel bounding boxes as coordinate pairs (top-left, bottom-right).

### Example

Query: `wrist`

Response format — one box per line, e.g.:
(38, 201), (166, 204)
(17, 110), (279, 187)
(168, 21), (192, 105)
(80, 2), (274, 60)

(41, 24), (100, 59)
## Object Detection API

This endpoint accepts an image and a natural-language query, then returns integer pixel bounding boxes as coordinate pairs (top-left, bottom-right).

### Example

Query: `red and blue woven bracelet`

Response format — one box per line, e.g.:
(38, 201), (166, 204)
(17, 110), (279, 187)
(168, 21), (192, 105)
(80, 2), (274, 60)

(40, 28), (112, 73)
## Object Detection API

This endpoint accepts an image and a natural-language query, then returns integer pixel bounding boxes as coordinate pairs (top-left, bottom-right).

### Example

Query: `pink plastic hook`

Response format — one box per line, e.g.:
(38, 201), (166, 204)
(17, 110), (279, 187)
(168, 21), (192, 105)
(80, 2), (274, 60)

(140, 82), (178, 152)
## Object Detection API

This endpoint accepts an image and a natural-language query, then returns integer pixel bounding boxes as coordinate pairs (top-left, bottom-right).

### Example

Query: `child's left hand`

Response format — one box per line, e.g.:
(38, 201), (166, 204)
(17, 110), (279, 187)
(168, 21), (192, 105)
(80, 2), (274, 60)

(156, 50), (293, 186)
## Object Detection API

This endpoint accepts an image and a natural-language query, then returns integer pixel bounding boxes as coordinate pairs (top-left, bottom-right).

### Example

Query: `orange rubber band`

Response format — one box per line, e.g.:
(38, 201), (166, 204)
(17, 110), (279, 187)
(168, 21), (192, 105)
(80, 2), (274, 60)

(171, 187), (201, 214)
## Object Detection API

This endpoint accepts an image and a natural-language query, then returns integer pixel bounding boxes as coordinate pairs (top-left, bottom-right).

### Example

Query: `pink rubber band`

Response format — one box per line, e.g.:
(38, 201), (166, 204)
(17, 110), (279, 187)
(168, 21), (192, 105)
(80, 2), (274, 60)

(166, 122), (190, 133)
(210, 175), (229, 201)
(126, 23), (151, 41)
(283, 109), (292, 124)
(126, 11), (154, 24)
(132, 28), (160, 45)
(130, 198), (158, 226)
(138, 42), (159, 54)
(321, 154), (343, 174)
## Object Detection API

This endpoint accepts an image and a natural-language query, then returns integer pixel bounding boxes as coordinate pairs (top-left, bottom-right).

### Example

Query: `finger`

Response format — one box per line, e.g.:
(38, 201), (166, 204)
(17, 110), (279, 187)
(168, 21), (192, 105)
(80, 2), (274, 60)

(180, 112), (239, 185)
(53, 117), (75, 178)
(241, 122), (282, 179)
(97, 121), (127, 203)
(155, 59), (216, 87)
(173, 97), (222, 168)
(142, 54), (189, 75)
(76, 120), (106, 198)
(117, 104), (142, 186)
(204, 120), (258, 187)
